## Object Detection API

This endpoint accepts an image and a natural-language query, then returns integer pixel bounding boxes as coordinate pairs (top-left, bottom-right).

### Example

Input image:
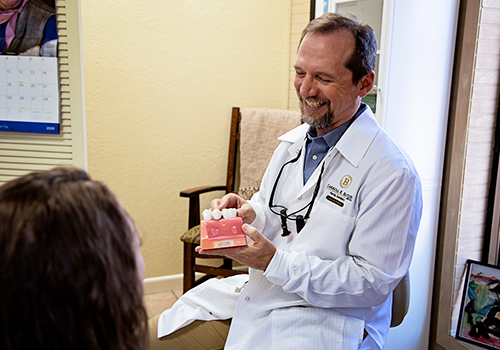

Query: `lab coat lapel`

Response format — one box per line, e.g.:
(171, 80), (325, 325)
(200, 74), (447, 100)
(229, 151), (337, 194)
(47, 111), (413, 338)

(285, 136), (335, 199)
(297, 147), (339, 198)
(278, 113), (379, 197)
(286, 137), (306, 193)
(280, 123), (336, 198)
(335, 108), (380, 167)
(280, 124), (309, 192)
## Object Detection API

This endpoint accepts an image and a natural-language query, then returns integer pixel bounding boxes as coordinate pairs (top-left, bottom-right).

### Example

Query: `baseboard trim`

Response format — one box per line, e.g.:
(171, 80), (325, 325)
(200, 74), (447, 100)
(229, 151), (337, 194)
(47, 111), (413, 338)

(143, 274), (183, 295)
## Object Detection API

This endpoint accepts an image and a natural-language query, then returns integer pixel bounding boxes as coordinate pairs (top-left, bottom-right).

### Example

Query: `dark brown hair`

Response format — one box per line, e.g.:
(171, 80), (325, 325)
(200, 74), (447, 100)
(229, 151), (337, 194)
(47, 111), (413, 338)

(0, 166), (148, 350)
(300, 13), (377, 84)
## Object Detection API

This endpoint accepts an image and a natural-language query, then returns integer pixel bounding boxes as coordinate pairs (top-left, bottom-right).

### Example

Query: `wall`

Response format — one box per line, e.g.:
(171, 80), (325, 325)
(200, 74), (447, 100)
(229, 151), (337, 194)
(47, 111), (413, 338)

(288, 0), (311, 111)
(450, 0), (500, 330)
(382, 0), (459, 349)
(80, 1), (292, 278)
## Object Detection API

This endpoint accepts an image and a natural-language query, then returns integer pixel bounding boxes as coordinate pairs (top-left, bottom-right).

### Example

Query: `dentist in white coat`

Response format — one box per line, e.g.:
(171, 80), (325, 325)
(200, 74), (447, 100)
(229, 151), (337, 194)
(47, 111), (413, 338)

(151, 13), (423, 350)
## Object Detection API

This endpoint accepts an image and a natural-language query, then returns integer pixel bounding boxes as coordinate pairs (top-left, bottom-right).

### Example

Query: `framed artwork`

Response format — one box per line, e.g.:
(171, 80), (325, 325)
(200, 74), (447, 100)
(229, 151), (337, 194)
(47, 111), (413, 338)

(457, 259), (500, 349)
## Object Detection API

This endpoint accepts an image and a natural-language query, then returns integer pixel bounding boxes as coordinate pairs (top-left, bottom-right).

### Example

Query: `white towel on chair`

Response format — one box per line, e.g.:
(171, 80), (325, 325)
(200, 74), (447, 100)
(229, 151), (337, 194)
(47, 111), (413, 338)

(157, 274), (249, 338)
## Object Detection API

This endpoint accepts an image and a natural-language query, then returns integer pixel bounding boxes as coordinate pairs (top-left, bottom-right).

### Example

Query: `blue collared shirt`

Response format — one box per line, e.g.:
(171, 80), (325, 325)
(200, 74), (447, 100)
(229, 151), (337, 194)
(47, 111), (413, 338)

(303, 103), (367, 184)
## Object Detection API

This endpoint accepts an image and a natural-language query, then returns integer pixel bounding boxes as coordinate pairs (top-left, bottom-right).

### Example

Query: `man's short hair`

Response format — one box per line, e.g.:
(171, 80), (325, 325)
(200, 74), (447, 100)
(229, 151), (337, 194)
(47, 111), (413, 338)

(300, 13), (377, 84)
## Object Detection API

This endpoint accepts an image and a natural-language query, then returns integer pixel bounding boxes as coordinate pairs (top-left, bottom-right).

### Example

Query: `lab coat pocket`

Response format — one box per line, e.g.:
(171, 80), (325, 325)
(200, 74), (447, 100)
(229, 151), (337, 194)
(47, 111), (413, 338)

(269, 307), (364, 350)
(296, 200), (356, 259)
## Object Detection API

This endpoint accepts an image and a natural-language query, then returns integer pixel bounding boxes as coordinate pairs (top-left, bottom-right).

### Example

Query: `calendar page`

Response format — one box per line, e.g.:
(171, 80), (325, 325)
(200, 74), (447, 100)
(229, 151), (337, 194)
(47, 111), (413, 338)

(0, 56), (60, 134)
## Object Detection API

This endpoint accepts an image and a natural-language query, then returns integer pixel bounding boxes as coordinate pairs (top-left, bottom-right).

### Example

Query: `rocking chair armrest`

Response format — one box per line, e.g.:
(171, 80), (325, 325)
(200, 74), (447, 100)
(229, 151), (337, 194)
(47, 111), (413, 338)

(180, 185), (227, 229)
(180, 185), (227, 198)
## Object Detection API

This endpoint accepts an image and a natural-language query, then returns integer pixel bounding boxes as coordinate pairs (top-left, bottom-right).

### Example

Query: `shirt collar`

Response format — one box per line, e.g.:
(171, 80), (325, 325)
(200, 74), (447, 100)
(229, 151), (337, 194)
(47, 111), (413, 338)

(335, 105), (380, 167)
(306, 102), (367, 148)
(280, 104), (379, 167)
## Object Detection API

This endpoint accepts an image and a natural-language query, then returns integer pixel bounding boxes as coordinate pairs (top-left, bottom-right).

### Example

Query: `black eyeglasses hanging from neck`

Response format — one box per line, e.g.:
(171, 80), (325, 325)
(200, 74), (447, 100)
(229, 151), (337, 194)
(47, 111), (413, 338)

(268, 147), (326, 237)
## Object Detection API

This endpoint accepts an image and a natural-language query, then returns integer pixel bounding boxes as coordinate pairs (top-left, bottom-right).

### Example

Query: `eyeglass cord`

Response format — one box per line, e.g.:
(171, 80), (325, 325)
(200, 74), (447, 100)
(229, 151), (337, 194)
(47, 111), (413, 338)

(268, 147), (326, 236)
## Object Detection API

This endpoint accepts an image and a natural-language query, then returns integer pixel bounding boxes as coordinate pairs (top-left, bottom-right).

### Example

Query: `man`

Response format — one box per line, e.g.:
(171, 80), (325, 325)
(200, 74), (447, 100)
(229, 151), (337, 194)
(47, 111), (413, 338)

(152, 13), (422, 350)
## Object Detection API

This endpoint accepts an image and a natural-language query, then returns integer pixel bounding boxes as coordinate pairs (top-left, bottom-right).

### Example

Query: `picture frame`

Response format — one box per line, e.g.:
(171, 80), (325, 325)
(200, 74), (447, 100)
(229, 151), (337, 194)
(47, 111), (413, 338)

(456, 259), (500, 349)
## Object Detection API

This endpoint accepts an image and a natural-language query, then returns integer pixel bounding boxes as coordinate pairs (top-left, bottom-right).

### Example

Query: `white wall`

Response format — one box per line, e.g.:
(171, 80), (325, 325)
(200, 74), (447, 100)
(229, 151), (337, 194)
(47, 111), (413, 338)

(383, 1), (459, 349)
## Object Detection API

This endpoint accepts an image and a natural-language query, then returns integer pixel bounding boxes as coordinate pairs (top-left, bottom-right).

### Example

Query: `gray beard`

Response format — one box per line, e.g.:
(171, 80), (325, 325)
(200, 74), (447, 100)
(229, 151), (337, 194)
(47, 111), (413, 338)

(299, 100), (333, 131)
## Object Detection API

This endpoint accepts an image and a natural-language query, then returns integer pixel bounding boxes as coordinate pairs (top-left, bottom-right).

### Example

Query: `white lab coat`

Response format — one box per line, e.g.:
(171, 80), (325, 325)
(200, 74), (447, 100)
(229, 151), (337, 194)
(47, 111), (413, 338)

(224, 107), (423, 350)
(157, 107), (422, 350)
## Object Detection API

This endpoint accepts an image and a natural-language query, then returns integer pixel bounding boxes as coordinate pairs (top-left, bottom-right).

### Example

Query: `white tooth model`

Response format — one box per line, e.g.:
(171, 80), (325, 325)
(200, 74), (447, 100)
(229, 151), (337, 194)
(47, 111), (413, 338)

(211, 209), (222, 220)
(202, 209), (213, 221)
(203, 208), (237, 221)
(222, 208), (237, 218)
(200, 207), (246, 250)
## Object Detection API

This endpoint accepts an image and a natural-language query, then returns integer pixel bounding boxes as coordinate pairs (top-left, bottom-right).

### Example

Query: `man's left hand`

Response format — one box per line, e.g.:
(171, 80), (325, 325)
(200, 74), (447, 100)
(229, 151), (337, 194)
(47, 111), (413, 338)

(195, 224), (277, 271)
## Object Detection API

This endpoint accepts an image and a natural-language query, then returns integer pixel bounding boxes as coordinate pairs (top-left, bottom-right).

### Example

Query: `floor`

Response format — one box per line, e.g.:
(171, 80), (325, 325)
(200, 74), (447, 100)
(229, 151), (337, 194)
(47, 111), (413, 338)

(144, 289), (183, 319)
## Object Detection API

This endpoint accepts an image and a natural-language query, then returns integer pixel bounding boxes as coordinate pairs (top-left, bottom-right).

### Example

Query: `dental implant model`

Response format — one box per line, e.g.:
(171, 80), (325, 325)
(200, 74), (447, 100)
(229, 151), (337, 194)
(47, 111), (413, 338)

(200, 208), (247, 250)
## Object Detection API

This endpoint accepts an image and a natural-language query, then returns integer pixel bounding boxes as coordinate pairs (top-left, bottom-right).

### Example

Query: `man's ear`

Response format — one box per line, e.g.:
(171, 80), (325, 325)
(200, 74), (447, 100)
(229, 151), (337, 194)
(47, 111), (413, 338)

(358, 70), (375, 98)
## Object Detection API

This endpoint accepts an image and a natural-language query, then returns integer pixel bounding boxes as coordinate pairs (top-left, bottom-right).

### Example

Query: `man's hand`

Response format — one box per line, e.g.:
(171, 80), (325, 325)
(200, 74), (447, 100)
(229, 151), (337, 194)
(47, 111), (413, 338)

(195, 224), (276, 271)
(211, 193), (256, 224)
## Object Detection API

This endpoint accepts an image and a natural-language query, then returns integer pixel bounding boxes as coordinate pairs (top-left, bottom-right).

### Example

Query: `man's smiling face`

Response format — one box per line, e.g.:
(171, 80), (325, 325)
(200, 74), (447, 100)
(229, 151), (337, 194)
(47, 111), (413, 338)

(294, 30), (363, 136)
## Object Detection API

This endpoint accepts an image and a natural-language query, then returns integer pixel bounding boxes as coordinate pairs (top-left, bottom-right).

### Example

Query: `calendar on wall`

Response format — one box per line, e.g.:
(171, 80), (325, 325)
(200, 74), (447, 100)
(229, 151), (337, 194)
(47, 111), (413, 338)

(0, 55), (60, 134)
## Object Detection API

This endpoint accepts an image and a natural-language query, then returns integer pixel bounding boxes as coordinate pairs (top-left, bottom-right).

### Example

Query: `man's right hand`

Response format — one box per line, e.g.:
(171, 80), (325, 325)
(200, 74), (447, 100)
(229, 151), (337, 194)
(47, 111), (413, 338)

(210, 193), (256, 224)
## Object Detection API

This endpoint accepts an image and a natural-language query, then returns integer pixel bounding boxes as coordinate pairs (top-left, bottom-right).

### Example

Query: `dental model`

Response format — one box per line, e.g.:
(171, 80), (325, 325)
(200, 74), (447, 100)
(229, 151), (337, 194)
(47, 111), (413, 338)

(200, 208), (247, 250)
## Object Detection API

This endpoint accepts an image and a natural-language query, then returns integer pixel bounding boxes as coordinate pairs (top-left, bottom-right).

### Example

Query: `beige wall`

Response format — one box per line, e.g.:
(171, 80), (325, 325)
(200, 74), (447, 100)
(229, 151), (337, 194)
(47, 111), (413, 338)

(289, 0), (310, 111)
(80, 1), (294, 278)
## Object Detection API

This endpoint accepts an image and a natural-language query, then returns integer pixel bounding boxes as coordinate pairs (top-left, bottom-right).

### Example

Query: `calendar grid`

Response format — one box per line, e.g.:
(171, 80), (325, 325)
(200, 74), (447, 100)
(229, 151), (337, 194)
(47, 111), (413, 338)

(0, 56), (60, 134)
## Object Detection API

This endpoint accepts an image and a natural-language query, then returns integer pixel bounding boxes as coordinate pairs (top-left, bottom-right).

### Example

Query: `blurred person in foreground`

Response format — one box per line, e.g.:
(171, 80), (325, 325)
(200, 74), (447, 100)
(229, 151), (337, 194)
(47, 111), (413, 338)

(0, 166), (148, 350)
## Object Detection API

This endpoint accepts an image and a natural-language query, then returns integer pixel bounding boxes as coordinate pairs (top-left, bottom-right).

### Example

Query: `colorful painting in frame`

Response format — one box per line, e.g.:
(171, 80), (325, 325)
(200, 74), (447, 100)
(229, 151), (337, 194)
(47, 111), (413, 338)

(457, 260), (500, 350)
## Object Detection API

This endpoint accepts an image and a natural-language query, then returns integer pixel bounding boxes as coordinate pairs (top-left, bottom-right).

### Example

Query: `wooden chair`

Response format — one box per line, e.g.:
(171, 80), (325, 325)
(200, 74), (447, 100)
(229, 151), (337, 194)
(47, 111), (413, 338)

(179, 107), (302, 293)
(390, 272), (410, 327)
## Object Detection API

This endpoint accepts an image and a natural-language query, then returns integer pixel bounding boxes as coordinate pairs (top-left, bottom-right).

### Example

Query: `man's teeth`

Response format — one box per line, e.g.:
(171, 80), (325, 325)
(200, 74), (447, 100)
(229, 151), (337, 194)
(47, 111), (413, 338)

(305, 100), (325, 108)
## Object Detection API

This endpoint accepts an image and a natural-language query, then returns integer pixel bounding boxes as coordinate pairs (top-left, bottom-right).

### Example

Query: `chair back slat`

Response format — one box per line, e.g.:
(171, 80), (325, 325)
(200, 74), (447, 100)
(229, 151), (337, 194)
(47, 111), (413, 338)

(226, 107), (241, 194)
(237, 107), (302, 200)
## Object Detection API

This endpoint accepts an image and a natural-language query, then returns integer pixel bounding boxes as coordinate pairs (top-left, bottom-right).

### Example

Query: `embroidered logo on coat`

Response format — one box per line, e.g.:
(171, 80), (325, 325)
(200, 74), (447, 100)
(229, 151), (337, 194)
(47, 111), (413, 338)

(340, 175), (352, 188)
